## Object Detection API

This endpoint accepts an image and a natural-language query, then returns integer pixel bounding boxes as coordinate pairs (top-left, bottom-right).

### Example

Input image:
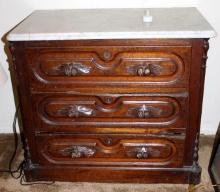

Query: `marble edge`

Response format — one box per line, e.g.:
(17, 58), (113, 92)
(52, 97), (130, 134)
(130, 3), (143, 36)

(7, 30), (217, 41)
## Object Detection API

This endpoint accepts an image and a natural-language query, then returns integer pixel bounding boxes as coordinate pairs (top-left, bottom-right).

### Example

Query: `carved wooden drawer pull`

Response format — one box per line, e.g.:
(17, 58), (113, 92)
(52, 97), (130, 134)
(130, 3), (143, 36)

(137, 105), (152, 118)
(58, 105), (94, 117)
(127, 105), (163, 119)
(136, 147), (149, 159)
(128, 64), (162, 76)
(61, 146), (96, 158)
(60, 62), (91, 76)
(137, 66), (151, 76)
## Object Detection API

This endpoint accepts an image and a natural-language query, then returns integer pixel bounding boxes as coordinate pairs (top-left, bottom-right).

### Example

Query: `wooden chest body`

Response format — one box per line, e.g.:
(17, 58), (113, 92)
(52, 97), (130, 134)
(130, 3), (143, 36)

(9, 39), (209, 184)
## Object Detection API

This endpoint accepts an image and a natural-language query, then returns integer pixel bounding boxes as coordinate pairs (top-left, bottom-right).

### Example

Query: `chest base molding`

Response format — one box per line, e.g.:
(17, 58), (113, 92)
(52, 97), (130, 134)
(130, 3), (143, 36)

(24, 165), (201, 184)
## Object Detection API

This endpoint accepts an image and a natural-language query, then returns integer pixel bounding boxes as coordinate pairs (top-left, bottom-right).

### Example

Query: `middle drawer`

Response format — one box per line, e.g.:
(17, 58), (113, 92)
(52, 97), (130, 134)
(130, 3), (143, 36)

(32, 93), (188, 133)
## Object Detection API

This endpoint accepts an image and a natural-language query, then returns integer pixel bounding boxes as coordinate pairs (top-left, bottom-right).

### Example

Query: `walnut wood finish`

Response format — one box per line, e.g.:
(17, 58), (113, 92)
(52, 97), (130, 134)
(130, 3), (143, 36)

(8, 39), (208, 184)
(33, 94), (188, 132)
(37, 134), (185, 167)
(25, 41), (190, 90)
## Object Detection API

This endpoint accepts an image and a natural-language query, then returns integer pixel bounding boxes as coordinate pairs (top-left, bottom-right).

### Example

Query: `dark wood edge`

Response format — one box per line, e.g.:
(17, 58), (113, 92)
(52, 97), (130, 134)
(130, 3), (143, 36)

(208, 122), (220, 192)
(9, 39), (192, 48)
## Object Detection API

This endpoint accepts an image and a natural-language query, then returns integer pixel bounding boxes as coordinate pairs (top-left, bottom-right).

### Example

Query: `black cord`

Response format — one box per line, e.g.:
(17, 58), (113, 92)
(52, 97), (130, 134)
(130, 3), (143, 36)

(0, 105), (24, 179)
(9, 105), (24, 179)
(0, 105), (55, 185)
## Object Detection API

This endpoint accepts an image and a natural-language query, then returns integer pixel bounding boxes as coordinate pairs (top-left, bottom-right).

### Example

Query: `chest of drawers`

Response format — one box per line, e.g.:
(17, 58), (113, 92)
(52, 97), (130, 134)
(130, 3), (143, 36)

(7, 8), (216, 184)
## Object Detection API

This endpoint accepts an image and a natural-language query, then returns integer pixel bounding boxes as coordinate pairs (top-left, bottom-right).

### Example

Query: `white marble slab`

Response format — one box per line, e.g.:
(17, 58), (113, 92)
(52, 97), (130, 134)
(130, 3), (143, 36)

(7, 8), (216, 41)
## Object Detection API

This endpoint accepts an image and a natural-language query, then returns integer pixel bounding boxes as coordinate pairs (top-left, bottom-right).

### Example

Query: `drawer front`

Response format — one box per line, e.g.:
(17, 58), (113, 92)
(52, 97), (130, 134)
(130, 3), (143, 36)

(27, 46), (191, 89)
(33, 93), (188, 132)
(36, 134), (185, 167)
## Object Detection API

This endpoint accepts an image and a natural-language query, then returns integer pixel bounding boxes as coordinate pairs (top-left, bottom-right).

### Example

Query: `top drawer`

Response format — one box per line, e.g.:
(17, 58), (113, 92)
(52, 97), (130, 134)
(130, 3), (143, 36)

(26, 45), (191, 90)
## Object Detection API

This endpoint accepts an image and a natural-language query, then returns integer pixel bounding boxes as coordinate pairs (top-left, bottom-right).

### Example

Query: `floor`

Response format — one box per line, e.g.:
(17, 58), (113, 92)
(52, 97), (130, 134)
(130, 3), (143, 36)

(0, 134), (216, 192)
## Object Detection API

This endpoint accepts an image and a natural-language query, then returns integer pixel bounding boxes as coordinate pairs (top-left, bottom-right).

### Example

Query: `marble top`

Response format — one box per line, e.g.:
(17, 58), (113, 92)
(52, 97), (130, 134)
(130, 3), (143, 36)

(7, 8), (216, 41)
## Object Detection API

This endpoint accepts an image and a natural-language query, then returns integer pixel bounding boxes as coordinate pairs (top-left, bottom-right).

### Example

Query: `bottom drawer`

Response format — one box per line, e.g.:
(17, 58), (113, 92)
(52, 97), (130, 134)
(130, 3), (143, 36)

(36, 134), (185, 168)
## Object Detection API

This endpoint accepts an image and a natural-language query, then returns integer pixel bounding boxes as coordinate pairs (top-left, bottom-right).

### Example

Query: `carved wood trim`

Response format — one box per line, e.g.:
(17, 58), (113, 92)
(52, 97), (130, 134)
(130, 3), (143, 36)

(193, 133), (199, 164)
(202, 39), (209, 69)
(189, 133), (202, 184)
(9, 43), (19, 84)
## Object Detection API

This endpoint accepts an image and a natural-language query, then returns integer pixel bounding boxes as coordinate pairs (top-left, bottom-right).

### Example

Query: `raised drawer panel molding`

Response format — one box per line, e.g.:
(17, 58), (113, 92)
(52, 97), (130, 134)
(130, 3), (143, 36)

(28, 47), (190, 89)
(7, 8), (215, 184)
(38, 135), (184, 167)
(35, 95), (186, 129)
